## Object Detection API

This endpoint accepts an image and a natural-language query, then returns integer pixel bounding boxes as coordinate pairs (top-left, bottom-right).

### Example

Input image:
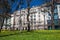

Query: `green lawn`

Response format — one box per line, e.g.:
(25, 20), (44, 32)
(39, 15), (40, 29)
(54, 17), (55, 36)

(0, 30), (60, 40)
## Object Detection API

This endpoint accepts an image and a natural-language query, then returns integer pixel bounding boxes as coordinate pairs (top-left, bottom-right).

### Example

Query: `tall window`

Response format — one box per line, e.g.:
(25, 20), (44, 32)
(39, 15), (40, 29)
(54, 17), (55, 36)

(34, 14), (36, 17)
(54, 5), (58, 13)
(34, 18), (36, 21)
(30, 15), (32, 18)
(39, 15), (40, 17)
(54, 13), (58, 19)
(34, 22), (36, 24)
(54, 5), (58, 19)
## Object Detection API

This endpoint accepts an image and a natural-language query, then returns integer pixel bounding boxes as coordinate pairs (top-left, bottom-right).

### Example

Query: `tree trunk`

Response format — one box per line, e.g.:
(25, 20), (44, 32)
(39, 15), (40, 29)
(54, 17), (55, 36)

(51, 0), (55, 30)
(5, 17), (7, 29)
(27, 8), (30, 31)
(0, 17), (4, 32)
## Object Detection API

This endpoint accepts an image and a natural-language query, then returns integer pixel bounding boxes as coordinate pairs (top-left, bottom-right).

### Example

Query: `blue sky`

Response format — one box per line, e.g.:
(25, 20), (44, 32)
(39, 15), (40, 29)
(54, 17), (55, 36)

(10, 0), (50, 13)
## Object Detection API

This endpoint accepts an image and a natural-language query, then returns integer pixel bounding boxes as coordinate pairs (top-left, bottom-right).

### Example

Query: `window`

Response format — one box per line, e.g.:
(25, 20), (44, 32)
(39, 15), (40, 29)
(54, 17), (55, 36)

(48, 17), (50, 20)
(31, 22), (33, 24)
(59, 5), (60, 11)
(34, 22), (36, 24)
(22, 11), (25, 14)
(23, 23), (25, 25)
(47, 20), (51, 24)
(31, 19), (33, 21)
(54, 7), (58, 13)
(34, 14), (36, 17)
(48, 13), (51, 16)
(54, 19), (58, 25)
(39, 21), (41, 23)
(23, 11), (25, 13)
(39, 15), (40, 17)
(30, 16), (32, 18)
(39, 12), (40, 14)
(33, 9), (36, 12)
(34, 18), (36, 21)
(54, 13), (58, 19)
(39, 18), (40, 21)
(54, 15), (58, 19)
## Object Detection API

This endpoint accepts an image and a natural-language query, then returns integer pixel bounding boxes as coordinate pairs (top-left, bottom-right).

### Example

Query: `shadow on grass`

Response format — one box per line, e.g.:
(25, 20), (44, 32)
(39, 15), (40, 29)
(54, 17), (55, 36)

(0, 30), (35, 37)
(1, 30), (60, 37)
(0, 32), (21, 37)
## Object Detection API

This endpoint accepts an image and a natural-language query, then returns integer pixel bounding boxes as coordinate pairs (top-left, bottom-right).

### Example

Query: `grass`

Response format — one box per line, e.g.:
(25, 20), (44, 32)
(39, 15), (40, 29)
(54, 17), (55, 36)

(0, 30), (60, 40)
(0, 30), (20, 37)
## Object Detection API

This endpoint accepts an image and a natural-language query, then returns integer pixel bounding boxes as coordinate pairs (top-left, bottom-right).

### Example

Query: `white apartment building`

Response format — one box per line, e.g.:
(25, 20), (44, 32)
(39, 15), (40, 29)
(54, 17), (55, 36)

(19, 9), (28, 30)
(29, 6), (51, 30)
(1, 6), (52, 30)
(10, 9), (28, 30)
(11, 11), (20, 30)
(8, 4), (60, 30)
(2, 0), (60, 30)
(10, 6), (51, 30)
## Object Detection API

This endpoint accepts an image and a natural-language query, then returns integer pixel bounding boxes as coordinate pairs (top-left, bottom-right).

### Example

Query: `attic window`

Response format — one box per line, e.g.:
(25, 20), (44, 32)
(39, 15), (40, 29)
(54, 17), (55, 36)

(22, 11), (25, 13)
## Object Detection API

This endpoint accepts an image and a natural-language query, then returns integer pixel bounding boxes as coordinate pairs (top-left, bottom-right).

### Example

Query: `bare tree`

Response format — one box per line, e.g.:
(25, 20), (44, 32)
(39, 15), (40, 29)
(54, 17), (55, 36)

(26, 0), (32, 31)
(50, 0), (55, 29)
(0, 0), (11, 32)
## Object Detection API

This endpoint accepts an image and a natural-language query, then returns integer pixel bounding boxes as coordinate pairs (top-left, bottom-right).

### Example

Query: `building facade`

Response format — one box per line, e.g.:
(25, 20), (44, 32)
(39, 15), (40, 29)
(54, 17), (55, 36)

(10, 6), (51, 30)
(47, 1), (60, 30)
(29, 6), (51, 30)
(3, 1), (60, 30)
